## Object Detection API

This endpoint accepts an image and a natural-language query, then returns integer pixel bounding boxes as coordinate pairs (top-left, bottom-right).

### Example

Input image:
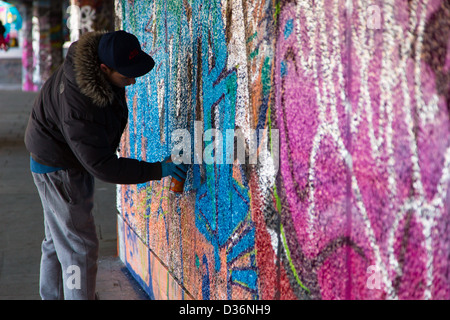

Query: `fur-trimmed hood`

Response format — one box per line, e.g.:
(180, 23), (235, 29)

(25, 31), (162, 184)
(70, 31), (114, 107)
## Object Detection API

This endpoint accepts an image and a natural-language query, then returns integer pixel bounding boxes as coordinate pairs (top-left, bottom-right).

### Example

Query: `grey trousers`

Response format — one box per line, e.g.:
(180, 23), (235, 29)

(32, 169), (98, 300)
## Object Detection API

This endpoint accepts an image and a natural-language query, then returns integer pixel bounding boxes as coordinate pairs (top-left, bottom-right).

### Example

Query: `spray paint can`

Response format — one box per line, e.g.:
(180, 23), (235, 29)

(170, 176), (185, 193)
(167, 155), (186, 193)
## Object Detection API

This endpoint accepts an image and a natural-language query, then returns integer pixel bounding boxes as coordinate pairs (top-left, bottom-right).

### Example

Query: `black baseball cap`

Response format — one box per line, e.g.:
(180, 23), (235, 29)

(98, 30), (155, 78)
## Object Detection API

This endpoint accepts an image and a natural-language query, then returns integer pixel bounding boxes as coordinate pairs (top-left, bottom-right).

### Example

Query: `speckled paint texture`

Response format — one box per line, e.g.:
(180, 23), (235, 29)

(116, 0), (450, 300)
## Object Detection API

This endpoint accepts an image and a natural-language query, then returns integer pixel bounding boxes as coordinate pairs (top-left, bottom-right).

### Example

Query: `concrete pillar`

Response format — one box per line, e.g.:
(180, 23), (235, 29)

(67, 0), (114, 42)
(20, 0), (63, 91)
(31, 0), (51, 89)
(21, 0), (35, 91)
(22, 0), (113, 91)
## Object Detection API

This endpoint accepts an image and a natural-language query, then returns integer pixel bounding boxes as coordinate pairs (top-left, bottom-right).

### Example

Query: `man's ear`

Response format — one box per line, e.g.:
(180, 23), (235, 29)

(100, 63), (111, 74)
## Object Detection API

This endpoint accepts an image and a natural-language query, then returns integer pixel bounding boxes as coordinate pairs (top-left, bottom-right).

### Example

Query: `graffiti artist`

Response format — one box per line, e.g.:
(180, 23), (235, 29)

(24, 30), (187, 300)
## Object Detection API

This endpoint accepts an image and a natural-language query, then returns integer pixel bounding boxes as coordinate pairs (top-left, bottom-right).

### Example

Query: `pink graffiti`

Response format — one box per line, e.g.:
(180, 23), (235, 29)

(274, 1), (450, 299)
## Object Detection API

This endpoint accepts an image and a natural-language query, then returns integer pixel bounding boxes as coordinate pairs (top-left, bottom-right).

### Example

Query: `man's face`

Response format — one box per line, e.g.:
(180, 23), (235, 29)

(100, 64), (136, 88)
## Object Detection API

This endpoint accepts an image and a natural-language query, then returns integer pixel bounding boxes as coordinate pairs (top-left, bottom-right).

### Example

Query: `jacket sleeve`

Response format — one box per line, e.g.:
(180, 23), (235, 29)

(61, 107), (162, 185)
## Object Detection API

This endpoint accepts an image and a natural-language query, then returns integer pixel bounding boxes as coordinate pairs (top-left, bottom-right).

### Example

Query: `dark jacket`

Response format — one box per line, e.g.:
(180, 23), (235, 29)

(25, 31), (161, 184)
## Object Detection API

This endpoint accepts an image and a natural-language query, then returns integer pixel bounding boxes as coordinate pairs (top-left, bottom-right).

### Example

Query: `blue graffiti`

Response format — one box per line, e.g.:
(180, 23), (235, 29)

(191, 0), (257, 297)
(121, 0), (258, 298)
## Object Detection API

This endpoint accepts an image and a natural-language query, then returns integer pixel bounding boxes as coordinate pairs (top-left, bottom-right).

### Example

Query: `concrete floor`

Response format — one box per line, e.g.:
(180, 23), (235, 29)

(0, 89), (149, 300)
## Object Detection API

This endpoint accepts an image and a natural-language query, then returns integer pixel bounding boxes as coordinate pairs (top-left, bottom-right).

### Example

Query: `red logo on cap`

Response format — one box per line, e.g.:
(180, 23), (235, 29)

(129, 48), (139, 60)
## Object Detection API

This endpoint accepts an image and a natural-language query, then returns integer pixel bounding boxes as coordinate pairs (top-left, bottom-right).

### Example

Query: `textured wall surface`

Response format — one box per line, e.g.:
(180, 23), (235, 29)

(117, 0), (450, 300)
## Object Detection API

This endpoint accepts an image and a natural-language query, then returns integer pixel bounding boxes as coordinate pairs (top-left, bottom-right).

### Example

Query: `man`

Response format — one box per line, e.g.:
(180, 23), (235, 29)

(24, 30), (187, 300)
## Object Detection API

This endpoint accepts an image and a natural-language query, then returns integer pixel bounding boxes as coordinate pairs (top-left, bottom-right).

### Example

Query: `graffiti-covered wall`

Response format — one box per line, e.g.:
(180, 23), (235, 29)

(116, 0), (450, 300)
